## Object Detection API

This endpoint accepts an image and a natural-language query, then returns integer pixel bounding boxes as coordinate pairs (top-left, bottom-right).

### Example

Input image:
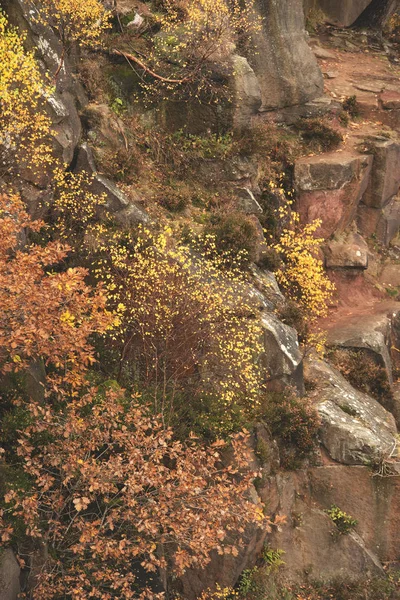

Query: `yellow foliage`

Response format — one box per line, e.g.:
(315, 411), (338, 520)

(28, 0), (110, 47)
(274, 212), (335, 322)
(96, 227), (263, 434)
(0, 12), (53, 172)
(52, 167), (108, 245)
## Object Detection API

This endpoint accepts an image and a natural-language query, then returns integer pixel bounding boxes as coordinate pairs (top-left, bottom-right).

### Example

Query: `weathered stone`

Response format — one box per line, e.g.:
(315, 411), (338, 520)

(313, 47), (337, 60)
(295, 152), (373, 237)
(74, 144), (150, 225)
(326, 312), (394, 383)
(236, 187), (263, 215)
(0, 549), (20, 600)
(248, 0), (324, 111)
(307, 466), (400, 562)
(249, 267), (286, 312)
(306, 358), (397, 465)
(380, 91), (400, 109)
(272, 96), (342, 124)
(232, 55), (262, 131)
(362, 140), (400, 208)
(260, 311), (304, 393)
(358, 194), (400, 246)
(324, 231), (369, 269)
(317, 0), (373, 27)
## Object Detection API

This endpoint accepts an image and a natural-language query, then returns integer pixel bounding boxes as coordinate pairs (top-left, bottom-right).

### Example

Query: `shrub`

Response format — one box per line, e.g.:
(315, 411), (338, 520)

(0, 193), (110, 390)
(1, 389), (265, 599)
(95, 227), (263, 436)
(0, 12), (53, 177)
(205, 211), (260, 267)
(343, 95), (360, 118)
(294, 118), (343, 152)
(121, 0), (262, 104)
(259, 390), (320, 469)
(158, 181), (192, 212)
(329, 349), (394, 408)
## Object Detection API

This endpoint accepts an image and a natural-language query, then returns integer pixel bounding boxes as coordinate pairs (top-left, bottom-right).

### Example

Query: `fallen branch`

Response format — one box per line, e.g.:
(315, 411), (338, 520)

(112, 49), (192, 84)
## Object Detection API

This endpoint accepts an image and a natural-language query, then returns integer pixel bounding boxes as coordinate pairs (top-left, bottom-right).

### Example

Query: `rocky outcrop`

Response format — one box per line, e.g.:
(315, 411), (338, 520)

(232, 55), (262, 131)
(74, 144), (151, 225)
(358, 193), (400, 246)
(260, 311), (304, 393)
(324, 231), (369, 269)
(362, 140), (400, 209)
(263, 464), (400, 582)
(317, 0), (373, 27)
(326, 311), (397, 384)
(0, 550), (20, 600)
(248, 0), (324, 111)
(306, 358), (397, 465)
(295, 152), (373, 237)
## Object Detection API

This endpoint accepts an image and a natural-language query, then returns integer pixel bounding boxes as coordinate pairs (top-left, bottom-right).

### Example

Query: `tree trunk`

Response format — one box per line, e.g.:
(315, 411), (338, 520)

(355, 0), (399, 30)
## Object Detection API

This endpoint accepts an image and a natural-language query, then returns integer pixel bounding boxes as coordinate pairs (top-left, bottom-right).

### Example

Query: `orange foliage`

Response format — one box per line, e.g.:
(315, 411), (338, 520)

(3, 387), (266, 599)
(0, 194), (110, 388)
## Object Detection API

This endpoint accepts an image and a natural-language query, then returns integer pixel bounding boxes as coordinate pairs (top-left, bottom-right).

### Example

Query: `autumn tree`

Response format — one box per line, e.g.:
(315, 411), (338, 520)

(1, 387), (265, 599)
(95, 228), (263, 435)
(0, 12), (53, 176)
(0, 193), (110, 390)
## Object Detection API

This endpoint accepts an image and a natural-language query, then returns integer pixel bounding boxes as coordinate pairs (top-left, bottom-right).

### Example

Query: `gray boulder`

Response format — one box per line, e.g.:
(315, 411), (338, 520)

(248, 0), (324, 111)
(260, 311), (304, 393)
(231, 55), (262, 131)
(326, 312), (394, 384)
(324, 231), (369, 269)
(358, 194), (400, 246)
(306, 358), (397, 465)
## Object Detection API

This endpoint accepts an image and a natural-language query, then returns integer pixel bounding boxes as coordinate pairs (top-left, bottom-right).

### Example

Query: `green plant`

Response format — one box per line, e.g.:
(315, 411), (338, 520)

(110, 96), (127, 115)
(326, 505), (357, 534)
(262, 547), (286, 570)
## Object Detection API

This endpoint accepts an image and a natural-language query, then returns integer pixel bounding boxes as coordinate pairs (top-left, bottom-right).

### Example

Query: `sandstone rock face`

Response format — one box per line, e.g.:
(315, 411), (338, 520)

(358, 194), (400, 246)
(326, 312), (395, 384)
(260, 311), (304, 393)
(295, 152), (373, 237)
(306, 358), (397, 465)
(262, 465), (400, 583)
(232, 55), (262, 131)
(362, 140), (400, 208)
(317, 0), (372, 27)
(248, 0), (324, 111)
(0, 550), (20, 600)
(324, 231), (369, 269)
